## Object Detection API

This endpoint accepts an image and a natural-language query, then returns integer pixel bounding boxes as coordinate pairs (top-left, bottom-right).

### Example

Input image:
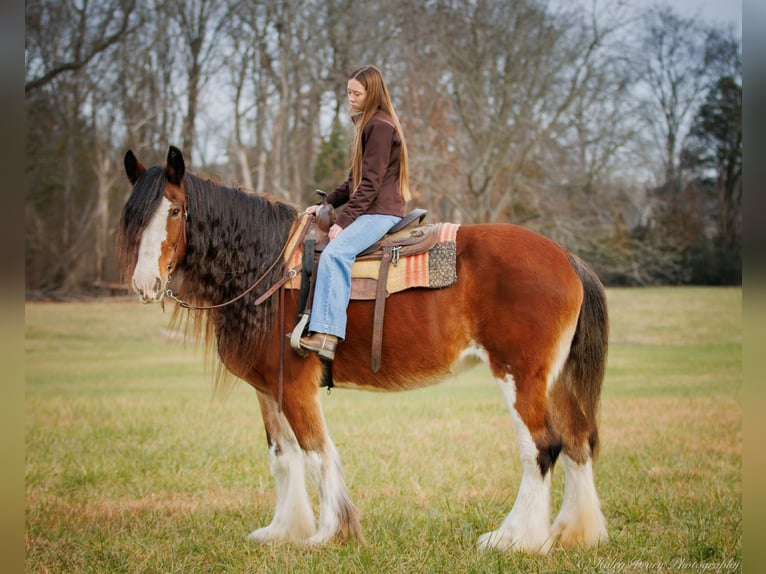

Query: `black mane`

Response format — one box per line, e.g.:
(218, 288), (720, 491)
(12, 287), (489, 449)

(181, 173), (298, 360)
(118, 167), (300, 377)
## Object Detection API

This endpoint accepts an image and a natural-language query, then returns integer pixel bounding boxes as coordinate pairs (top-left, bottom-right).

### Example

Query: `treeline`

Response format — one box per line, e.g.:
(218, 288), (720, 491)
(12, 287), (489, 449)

(25, 0), (742, 295)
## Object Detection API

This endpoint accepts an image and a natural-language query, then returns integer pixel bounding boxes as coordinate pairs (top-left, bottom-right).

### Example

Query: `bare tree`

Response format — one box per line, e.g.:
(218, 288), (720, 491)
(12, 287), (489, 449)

(622, 5), (741, 284)
(25, 0), (139, 292)
(24, 0), (742, 294)
(632, 5), (710, 192)
(225, 6), (256, 190)
(25, 0), (137, 93)
(115, 1), (181, 158)
(419, 0), (628, 225)
(221, 0), (339, 201)
(162, 0), (227, 165)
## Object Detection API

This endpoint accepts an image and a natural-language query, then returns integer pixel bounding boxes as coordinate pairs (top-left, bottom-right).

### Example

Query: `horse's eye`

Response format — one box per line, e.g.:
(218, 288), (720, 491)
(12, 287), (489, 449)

(171, 207), (182, 217)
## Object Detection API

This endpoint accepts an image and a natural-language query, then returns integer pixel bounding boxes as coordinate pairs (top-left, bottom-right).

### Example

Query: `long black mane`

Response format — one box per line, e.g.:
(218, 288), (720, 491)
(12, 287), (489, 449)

(118, 167), (299, 376)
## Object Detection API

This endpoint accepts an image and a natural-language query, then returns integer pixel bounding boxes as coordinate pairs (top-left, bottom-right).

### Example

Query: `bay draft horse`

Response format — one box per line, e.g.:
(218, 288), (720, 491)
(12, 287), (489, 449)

(117, 145), (609, 553)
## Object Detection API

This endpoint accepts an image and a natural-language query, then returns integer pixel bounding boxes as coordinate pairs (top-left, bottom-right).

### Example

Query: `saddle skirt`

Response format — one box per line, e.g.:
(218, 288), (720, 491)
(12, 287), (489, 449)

(284, 217), (460, 299)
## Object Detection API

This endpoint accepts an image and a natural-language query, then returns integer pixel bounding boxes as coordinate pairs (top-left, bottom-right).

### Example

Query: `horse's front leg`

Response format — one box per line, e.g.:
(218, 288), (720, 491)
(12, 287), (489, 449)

(279, 383), (364, 546)
(247, 389), (316, 544)
(303, 436), (364, 546)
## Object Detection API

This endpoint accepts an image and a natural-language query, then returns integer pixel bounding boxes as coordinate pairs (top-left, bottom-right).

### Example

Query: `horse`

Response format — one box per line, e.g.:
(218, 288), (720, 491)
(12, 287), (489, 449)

(117, 145), (609, 553)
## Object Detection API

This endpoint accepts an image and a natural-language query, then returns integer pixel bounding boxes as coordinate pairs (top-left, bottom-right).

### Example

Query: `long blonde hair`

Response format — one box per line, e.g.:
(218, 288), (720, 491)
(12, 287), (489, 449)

(348, 65), (410, 202)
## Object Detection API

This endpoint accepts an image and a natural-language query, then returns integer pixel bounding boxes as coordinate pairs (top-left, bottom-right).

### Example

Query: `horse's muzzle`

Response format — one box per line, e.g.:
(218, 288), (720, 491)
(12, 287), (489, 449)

(132, 275), (165, 304)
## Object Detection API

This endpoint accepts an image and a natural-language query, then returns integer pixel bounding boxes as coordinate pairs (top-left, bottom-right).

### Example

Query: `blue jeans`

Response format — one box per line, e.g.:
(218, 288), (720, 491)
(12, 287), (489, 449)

(308, 213), (402, 340)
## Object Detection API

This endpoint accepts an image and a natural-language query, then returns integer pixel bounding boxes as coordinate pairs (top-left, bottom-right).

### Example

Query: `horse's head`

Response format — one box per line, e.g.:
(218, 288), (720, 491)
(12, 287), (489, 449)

(120, 146), (189, 303)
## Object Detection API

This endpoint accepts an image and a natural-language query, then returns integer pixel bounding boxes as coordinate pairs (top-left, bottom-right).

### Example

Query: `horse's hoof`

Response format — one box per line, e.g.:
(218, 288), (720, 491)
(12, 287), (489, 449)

(247, 525), (290, 544)
(477, 529), (552, 554)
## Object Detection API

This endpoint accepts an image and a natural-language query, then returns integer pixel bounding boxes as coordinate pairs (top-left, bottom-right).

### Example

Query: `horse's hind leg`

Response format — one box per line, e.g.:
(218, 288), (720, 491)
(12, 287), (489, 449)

(545, 252), (608, 548)
(477, 372), (558, 554)
(548, 380), (608, 548)
(247, 390), (316, 543)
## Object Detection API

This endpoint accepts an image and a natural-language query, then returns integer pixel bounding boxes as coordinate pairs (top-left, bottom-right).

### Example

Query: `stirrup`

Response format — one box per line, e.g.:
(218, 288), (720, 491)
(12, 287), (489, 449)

(290, 313), (311, 355)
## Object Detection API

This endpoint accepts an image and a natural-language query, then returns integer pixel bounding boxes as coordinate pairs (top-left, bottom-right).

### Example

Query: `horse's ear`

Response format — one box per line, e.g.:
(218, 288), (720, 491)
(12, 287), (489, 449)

(124, 150), (146, 184)
(165, 145), (186, 186)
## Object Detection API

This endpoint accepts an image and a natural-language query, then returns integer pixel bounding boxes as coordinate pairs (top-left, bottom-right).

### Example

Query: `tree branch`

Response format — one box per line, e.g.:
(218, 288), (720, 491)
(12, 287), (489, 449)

(25, 0), (136, 93)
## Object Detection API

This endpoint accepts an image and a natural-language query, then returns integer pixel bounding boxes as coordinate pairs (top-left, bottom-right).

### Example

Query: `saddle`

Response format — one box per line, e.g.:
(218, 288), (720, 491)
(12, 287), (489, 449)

(285, 195), (456, 372)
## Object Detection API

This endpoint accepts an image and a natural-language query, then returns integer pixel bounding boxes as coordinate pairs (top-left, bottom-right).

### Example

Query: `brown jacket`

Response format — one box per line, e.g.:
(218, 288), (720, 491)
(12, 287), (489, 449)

(325, 110), (406, 229)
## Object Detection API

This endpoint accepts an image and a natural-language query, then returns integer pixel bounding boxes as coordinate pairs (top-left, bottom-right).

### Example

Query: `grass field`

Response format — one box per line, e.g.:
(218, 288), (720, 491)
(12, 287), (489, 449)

(25, 287), (742, 573)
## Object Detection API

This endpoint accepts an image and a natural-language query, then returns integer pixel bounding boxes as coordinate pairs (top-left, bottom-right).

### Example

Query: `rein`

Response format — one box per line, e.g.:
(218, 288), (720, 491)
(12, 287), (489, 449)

(164, 212), (312, 311)
(162, 210), (312, 415)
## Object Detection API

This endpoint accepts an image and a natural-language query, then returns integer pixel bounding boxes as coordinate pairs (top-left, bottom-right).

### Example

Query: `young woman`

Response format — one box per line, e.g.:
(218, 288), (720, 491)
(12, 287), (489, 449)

(300, 65), (410, 361)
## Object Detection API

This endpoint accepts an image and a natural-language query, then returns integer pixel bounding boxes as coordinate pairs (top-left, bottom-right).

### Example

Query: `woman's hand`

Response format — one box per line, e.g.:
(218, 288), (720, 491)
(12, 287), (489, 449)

(328, 224), (342, 240)
(304, 205), (319, 215)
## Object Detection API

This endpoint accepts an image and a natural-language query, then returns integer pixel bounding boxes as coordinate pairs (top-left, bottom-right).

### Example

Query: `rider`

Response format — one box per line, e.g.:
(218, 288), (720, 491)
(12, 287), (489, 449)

(300, 65), (410, 361)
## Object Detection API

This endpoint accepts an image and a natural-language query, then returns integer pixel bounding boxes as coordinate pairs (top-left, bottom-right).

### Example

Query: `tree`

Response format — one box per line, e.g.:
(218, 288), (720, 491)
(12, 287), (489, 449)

(163, 0), (227, 165)
(25, 0), (140, 293)
(313, 115), (350, 195)
(416, 0), (630, 227)
(682, 75), (742, 283)
(24, 0), (742, 295)
(633, 6), (709, 193)
(25, 0), (137, 94)
(626, 5), (742, 285)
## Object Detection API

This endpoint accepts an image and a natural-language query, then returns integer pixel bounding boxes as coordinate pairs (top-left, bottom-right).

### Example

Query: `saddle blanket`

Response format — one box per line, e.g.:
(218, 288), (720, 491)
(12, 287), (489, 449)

(285, 222), (460, 300)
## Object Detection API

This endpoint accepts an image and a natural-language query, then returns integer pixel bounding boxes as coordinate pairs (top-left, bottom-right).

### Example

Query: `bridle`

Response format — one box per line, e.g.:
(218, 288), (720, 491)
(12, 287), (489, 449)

(164, 202), (187, 284)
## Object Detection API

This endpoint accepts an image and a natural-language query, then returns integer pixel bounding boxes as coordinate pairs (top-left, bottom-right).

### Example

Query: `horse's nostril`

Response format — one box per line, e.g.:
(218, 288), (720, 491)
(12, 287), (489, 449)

(153, 276), (162, 294)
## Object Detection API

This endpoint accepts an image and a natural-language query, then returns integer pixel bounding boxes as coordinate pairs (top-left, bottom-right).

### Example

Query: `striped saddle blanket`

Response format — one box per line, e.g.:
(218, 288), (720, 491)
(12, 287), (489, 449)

(284, 221), (460, 299)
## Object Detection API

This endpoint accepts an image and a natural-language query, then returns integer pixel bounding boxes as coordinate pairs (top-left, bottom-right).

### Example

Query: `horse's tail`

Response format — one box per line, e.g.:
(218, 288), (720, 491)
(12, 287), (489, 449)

(563, 253), (609, 458)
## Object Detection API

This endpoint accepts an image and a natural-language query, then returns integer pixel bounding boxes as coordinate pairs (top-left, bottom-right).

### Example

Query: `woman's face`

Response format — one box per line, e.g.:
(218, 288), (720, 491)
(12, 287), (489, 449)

(347, 78), (367, 113)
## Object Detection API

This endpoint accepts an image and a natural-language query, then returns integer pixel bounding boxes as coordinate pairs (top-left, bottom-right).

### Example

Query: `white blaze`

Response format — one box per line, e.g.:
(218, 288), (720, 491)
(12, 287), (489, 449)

(132, 197), (171, 302)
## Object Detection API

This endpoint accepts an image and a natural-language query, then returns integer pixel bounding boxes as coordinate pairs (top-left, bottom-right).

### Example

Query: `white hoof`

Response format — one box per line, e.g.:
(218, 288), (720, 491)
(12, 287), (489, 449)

(306, 529), (335, 546)
(550, 513), (608, 548)
(247, 522), (313, 545)
(247, 525), (288, 544)
(477, 529), (552, 554)
(551, 456), (608, 548)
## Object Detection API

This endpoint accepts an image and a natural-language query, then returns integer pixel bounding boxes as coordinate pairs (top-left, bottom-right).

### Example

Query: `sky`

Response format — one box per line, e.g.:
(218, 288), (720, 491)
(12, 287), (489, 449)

(643, 0), (742, 34)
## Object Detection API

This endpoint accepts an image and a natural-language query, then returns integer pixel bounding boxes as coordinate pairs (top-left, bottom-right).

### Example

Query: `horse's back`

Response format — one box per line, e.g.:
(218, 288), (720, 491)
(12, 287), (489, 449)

(333, 222), (585, 389)
(455, 223), (581, 285)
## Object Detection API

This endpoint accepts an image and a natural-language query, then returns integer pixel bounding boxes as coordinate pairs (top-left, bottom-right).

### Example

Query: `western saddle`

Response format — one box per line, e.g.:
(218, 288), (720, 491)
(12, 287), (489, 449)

(290, 191), (434, 372)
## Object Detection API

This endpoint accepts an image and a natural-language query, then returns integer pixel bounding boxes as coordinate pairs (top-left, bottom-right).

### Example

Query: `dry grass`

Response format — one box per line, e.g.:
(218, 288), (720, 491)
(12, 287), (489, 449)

(25, 288), (742, 573)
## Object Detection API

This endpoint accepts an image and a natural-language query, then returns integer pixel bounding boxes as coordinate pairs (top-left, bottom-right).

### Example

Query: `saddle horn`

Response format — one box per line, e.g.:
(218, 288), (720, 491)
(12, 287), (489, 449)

(314, 189), (335, 233)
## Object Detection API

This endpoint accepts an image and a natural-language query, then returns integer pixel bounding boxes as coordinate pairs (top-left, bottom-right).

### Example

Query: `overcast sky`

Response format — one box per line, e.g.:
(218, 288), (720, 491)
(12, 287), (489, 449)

(641, 0), (742, 33)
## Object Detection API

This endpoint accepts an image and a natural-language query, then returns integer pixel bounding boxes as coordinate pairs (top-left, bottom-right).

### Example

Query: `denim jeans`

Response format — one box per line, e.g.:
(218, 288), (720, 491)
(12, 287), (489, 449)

(308, 213), (402, 340)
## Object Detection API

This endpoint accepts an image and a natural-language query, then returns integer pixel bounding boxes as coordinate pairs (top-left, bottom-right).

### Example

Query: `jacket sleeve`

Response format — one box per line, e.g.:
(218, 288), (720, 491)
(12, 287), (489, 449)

(334, 121), (395, 228)
(325, 175), (351, 208)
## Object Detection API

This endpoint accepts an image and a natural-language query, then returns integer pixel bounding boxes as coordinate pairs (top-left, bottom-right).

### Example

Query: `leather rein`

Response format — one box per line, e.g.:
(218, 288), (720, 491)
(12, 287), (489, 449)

(160, 209), (313, 414)
(164, 210), (311, 311)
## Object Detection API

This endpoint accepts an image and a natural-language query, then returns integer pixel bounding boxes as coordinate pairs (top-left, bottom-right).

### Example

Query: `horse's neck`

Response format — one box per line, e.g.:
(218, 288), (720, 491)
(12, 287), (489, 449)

(186, 182), (296, 286)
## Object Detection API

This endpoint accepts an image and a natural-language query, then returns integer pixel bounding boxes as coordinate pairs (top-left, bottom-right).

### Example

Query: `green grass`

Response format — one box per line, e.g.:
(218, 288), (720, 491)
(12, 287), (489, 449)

(25, 288), (742, 573)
